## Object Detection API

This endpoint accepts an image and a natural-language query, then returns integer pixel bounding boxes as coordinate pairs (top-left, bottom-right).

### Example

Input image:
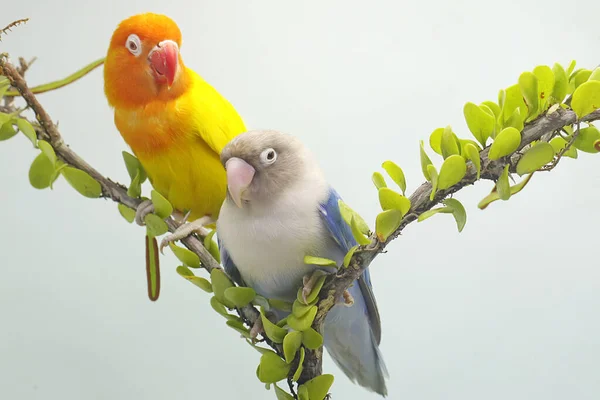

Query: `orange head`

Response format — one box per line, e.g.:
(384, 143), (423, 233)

(104, 13), (189, 108)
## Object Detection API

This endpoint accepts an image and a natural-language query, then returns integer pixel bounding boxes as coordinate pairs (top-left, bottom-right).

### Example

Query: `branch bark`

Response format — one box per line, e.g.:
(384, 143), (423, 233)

(3, 55), (600, 397)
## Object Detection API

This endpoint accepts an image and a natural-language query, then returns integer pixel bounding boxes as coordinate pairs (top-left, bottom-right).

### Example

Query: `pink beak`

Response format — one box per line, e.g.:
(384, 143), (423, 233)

(226, 157), (255, 208)
(148, 40), (179, 87)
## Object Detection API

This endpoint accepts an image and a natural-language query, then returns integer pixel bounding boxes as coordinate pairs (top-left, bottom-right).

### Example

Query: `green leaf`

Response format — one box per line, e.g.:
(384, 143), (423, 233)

(417, 207), (453, 222)
(533, 65), (554, 112)
(293, 296), (318, 318)
(437, 155), (467, 190)
(203, 229), (221, 263)
(371, 172), (387, 190)
(463, 143), (481, 180)
(378, 188), (411, 216)
(488, 127), (521, 160)
(566, 60), (577, 77)
(518, 71), (539, 119)
(429, 127), (444, 155)
(338, 200), (369, 235)
(343, 245), (358, 268)
(501, 84), (528, 127)
(210, 296), (230, 317)
(589, 67), (600, 82)
(375, 209), (402, 242)
(504, 105), (525, 131)
(117, 203), (136, 223)
(299, 374), (335, 400)
(150, 190), (173, 219)
(427, 164), (438, 201)
(176, 265), (194, 277)
(261, 309), (288, 343)
(226, 319), (251, 338)
(420, 140), (433, 180)
(283, 331), (303, 363)
(306, 274), (327, 304)
(443, 198), (467, 232)
(0, 121), (17, 141)
(127, 170), (143, 198)
(463, 102), (495, 146)
(349, 216), (370, 245)
(210, 269), (235, 308)
(16, 118), (37, 147)
(496, 164), (511, 200)
(37, 140), (57, 166)
(292, 347), (305, 382)
(274, 384), (295, 400)
(145, 235), (160, 301)
(303, 255), (337, 268)
(551, 63), (568, 103)
(224, 287), (256, 307)
(571, 80), (600, 118)
(144, 214), (168, 237)
(186, 276), (213, 292)
(61, 166), (102, 198)
(481, 101), (501, 121)
(572, 126), (600, 153)
(549, 136), (578, 159)
(268, 299), (293, 312)
(440, 125), (460, 159)
(254, 295), (271, 311)
(570, 69), (592, 90)
(302, 327), (324, 350)
(287, 305), (318, 331)
(122, 151), (147, 182)
(28, 152), (55, 189)
(297, 385), (309, 400)
(478, 174), (535, 210)
(516, 142), (555, 175)
(381, 160), (406, 194)
(169, 243), (201, 268)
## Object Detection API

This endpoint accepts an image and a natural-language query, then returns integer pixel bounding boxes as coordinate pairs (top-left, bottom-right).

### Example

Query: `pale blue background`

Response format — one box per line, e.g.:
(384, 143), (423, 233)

(1, 1), (599, 399)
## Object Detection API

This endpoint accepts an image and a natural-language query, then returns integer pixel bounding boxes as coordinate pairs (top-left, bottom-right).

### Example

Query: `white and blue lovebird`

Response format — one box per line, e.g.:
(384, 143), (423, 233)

(217, 129), (388, 396)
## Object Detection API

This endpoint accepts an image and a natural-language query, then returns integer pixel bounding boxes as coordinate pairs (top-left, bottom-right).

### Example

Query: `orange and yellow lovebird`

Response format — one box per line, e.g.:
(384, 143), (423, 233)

(104, 13), (246, 299)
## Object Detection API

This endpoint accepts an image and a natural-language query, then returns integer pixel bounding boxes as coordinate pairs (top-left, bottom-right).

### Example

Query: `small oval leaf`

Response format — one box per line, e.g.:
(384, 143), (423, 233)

(437, 155), (467, 190)
(375, 209), (402, 242)
(571, 80), (600, 118)
(300, 374), (335, 400)
(463, 102), (495, 146)
(549, 136), (578, 159)
(16, 118), (37, 147)
(572, 126), (600, 153)
(518, 71), (539, 119)
(343, 245), (359, 268)
(516, 142), (555, 175)
(28, 152), (55, 189)
(287, 305), (318, 332)
(381, 160), (406, 193)
(440, 125), (460, 159)
(144, 214), (169, 237)
(210, 269), (235, 308)
(118, 203), (136, 223)
(303, 255), (337, 268)
(283, 331), (303, 363)
(150, 190), (173, 219)
(169, 242), (201, 268)
(224, 286), (255, 307)
(371, 172), (387, 190)
(378, 188), (411, 216)
(261, 309), (288, 343)
(420, 140), (433, 180)
(338, 200), (369, 235)
(463, 143), (481, 180)
(37, 140), (57, 166)
(302, 327), (324, 350)
(61, 166), (102, 198)
(427, 164), (438, 201)
(488, 127), (521, 160)
(292, 347), (305, 382)
(443, 198), (467, 232)
(0, 121), (17, 141)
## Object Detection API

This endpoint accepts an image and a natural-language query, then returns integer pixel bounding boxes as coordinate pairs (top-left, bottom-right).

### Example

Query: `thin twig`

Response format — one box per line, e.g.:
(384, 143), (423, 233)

(0, 18), (29, 41)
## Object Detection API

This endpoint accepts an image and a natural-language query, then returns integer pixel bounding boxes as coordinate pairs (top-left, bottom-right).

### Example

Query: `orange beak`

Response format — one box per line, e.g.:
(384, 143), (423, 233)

(148, 40), (179, 87)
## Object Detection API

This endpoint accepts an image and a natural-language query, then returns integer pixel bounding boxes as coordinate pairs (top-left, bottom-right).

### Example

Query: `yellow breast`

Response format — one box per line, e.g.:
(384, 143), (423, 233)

(114, 70), (246, 221)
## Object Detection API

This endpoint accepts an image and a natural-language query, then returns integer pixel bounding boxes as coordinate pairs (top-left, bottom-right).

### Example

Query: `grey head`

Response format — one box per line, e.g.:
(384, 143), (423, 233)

(220, 129), (314, 209)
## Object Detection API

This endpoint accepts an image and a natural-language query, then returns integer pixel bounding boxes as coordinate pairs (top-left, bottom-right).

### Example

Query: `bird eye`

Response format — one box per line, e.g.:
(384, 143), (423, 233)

(126, 34), (142, 56)
(260, 148), (277, 165)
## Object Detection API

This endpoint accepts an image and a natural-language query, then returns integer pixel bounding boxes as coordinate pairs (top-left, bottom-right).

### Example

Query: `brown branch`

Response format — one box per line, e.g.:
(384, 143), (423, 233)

(303, 106), (600, 382)
(4, 54), (600, 397)
(0, 18), (29, 41)
(0, 56), (276, 359)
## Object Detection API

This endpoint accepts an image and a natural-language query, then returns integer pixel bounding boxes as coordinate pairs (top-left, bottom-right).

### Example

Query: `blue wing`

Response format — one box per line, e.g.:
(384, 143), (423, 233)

(318, 188), (382, 344)
(218, 237), (244, 287)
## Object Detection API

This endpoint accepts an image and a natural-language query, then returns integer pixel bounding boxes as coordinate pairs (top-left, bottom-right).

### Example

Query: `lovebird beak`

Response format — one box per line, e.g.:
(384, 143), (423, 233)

(226, 157), (255, 208)
(148, 40), (179, 87)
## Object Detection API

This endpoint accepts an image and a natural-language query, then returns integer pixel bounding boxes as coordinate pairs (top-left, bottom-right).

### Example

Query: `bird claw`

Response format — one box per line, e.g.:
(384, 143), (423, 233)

(301, 270), (327, 304)
(159, 215), (213, 254)
(343, 289), (354, 307)
(135, 200), (155, 226)
(249, 318), (264, 341)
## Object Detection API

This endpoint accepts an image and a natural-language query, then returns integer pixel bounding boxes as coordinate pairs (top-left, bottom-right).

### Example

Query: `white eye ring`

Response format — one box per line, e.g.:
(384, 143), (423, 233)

(125, 34), (142, 57)
(260, 148), (277, 165)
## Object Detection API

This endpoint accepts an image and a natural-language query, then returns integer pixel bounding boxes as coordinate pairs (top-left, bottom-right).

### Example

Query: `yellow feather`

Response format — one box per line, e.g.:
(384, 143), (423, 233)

(114, 68), (246, 222)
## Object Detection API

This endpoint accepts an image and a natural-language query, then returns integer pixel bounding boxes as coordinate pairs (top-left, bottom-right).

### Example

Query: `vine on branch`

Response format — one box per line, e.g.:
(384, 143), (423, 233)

(2, 35), (600, 399)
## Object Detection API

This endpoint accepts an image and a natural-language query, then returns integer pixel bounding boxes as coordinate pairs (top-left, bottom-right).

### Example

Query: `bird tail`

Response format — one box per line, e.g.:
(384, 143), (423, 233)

(322, 284), (388, 396)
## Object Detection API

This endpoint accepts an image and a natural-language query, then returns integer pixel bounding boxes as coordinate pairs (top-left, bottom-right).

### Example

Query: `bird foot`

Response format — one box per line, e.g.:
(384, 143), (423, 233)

(159, 215), (214, 253)
(301, 270), (327, 304)
(249, 318), (264, 341)
(135, 200), (155, 226)
(342, 289), (354, 307)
